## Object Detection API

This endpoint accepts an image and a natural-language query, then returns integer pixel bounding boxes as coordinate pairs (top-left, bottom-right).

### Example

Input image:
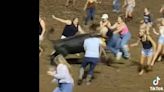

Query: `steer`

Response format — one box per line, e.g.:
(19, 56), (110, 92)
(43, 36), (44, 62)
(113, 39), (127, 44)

(49, 33), (104, 65)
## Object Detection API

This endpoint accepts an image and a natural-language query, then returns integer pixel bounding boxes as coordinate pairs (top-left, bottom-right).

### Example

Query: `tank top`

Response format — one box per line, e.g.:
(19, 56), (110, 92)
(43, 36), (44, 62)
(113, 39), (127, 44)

(106, 26), (113, 39)
(144, 13), (152, 24)
(120, 25), (129, 35)
(62, 22), (78, 37)
(87, 1), (95, 9)
(39, 22), (42, 35)
(140, 36), (152, 49)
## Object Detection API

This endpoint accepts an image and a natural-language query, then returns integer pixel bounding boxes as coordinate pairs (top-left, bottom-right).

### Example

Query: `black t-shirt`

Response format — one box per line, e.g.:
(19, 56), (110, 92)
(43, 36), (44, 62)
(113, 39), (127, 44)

(62, 22), (78, 37)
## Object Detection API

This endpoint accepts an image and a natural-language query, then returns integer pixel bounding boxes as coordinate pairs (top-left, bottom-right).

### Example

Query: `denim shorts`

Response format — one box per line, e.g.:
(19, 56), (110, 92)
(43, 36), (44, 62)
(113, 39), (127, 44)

(158, 35), (164, 45)
(141, 48), (153, 57)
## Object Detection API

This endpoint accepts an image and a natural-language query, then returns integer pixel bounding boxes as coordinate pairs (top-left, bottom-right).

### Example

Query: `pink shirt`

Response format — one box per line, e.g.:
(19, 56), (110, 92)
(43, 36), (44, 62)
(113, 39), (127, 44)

(120, 25), (129, 35)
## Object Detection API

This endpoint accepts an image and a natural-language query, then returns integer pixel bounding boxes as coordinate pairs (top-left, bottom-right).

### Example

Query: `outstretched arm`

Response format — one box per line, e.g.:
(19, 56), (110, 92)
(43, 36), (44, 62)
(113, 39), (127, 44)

(78, 25), (85, 34)
(130, 40), (140, 47)
(110, 22), (118, 29)
(83, 0), (89, 11)
(52, 15), (72, 25)
(153, 28), (160, 35)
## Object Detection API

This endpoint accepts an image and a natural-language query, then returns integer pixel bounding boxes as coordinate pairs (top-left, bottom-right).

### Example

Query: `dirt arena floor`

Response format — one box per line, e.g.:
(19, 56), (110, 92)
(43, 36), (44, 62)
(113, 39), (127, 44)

(39, 0), (164, 92)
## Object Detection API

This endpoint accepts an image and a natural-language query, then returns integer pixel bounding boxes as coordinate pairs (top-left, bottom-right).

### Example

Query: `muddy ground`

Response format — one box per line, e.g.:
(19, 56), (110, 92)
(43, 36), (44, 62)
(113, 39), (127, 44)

(39, 0), (164, 92)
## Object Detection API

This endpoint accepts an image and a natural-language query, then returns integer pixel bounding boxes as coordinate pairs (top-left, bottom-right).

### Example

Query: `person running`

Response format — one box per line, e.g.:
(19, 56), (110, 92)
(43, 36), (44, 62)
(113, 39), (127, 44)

(122, 0), (135, 22)
(47, 54), (74, 92)
(99, 14), (122, 60)
(140, 8), (154, 34)
(130, 30), (156, 75)
(83, 0), (101, 25)
(52, 15), (85, 39)
(39, 17), (46, 56)
(77, 35), (106, 85)
(151, 18), (164, 66)
(110, 16), (131, 59)
(112, 0), (121, 13)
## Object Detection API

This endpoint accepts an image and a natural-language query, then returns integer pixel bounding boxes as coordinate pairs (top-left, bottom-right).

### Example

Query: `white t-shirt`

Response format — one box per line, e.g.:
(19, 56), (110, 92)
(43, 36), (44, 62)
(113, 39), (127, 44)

(54, 64), (74, 84)
(83, 37), (102, 58)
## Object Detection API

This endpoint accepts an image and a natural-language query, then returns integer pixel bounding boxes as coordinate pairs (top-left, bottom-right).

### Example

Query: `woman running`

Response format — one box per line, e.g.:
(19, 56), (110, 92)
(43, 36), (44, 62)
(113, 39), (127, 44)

(130, 30), (156, 75)
(47, 54), (74, 92)
(140, 8), (154, 34)
(151, 18), (164, 66)
(83, 0), (101, 25)
(122, 0), (135, 22)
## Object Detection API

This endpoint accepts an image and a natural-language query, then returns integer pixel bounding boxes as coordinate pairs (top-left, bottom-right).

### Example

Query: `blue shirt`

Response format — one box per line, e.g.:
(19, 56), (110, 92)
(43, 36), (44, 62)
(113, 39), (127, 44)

(83, 37), (102, 58)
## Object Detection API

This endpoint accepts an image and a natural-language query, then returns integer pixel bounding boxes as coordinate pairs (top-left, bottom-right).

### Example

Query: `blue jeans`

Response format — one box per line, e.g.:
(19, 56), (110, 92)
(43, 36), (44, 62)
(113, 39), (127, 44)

(113, 0), (120, 11)
(53, 83), (73, 92)
(107, 34), (121, 55)
(85, 8), (95, 24)
(120, 32), (131, 57)
(81, 57), (99, 76)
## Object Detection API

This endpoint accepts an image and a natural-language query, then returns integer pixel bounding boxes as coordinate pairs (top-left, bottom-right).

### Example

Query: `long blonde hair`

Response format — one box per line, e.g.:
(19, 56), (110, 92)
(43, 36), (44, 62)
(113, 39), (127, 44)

(54, 54), (72, 75)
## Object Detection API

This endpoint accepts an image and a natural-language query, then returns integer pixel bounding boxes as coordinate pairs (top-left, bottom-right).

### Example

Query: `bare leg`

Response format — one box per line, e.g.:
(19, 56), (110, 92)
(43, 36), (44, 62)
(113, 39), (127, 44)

(162, 46), (164, 55)
(147, 55), (153, 71)
(151, 44), (162, 66)
(139, 54), (145, 75)
(147, 55), (153, 65)
(65, 0), (69, 6)
(72, 0), (76, 6)
(125, 10), (129, 21)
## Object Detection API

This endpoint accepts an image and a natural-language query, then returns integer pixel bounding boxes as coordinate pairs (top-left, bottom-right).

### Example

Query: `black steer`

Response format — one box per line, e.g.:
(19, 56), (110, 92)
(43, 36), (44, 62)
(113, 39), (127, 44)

(49, 33), (102, 65)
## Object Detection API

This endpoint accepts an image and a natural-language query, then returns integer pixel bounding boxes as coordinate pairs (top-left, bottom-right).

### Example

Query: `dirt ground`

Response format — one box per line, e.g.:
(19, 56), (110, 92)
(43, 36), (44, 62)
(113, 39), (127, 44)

(39, 0), (164, 92)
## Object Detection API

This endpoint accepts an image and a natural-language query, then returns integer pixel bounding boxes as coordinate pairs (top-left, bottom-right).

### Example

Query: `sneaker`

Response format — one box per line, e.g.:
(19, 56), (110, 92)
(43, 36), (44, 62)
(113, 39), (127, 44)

(116, 52), (122, 60)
